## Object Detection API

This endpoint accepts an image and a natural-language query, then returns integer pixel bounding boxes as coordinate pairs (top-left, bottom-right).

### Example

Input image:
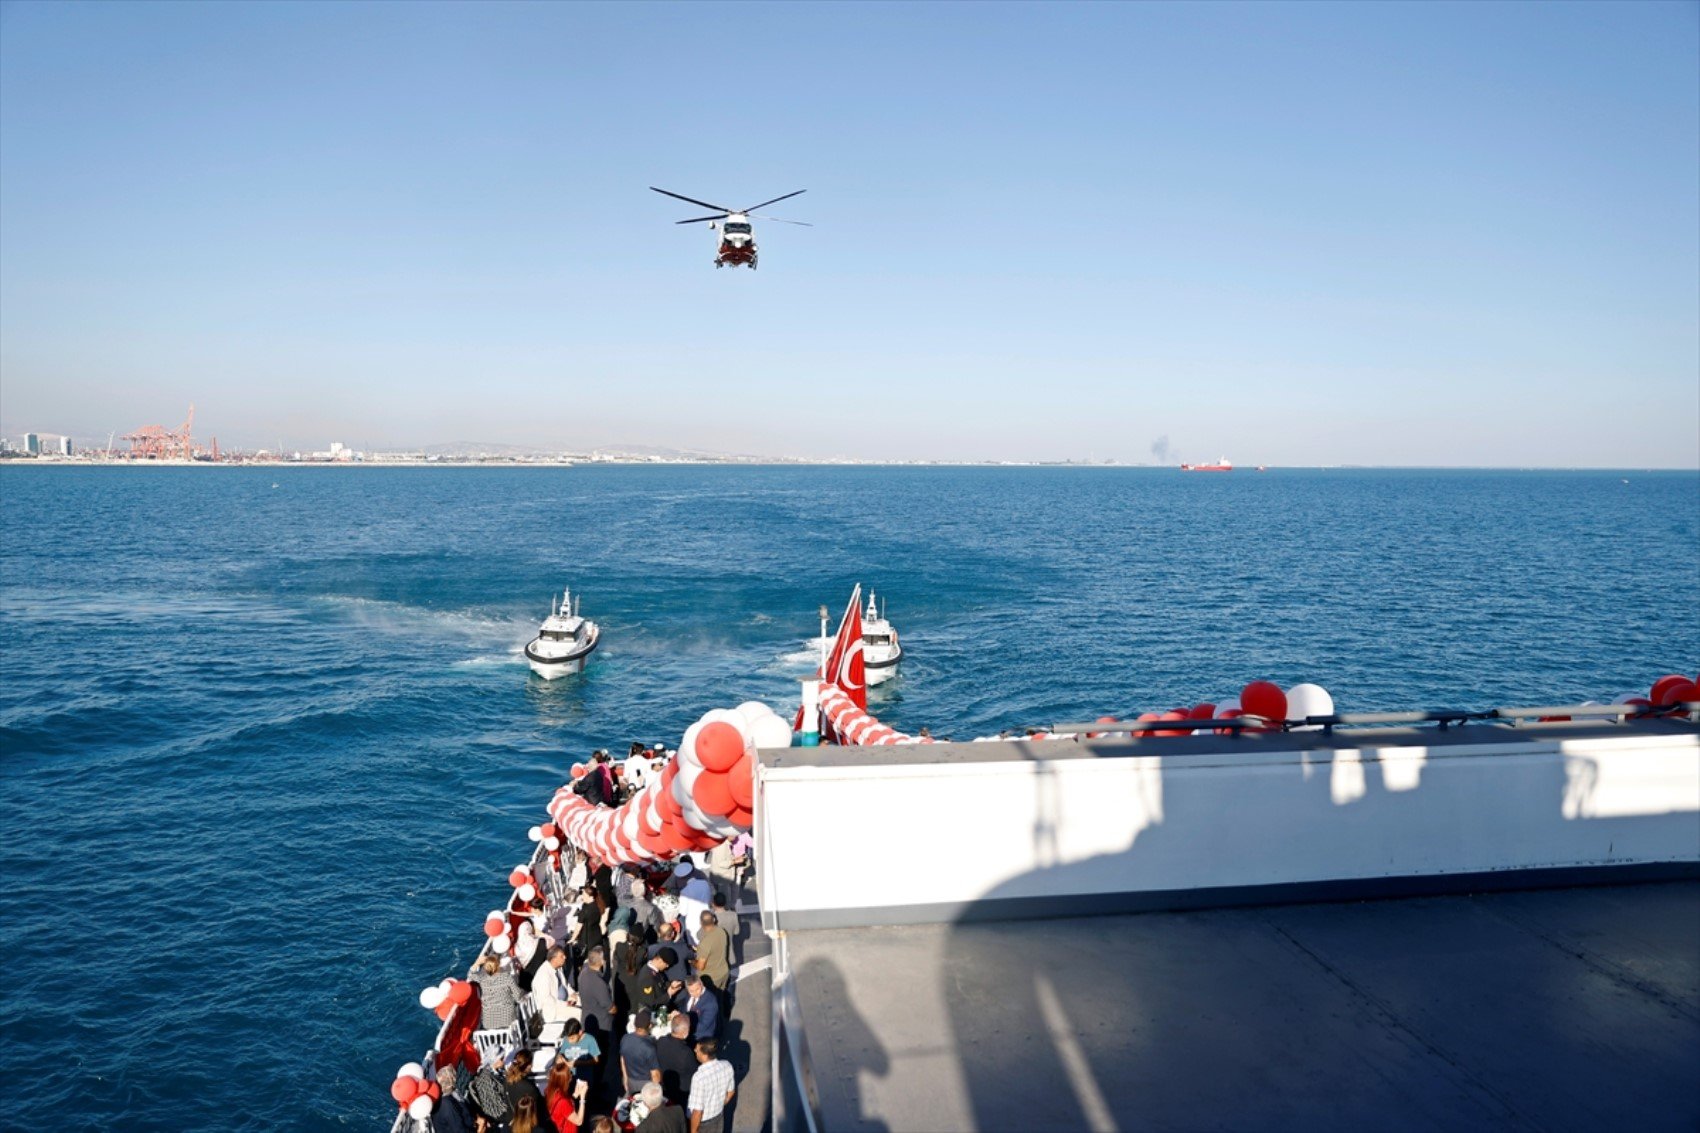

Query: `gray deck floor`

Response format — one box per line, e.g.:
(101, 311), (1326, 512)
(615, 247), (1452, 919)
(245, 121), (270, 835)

(785, 881), (1700, 1132)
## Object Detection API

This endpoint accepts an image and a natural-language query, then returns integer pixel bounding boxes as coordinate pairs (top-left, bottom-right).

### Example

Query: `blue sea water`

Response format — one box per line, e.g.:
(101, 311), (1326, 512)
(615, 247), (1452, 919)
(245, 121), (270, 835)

(0, 464), (1695, 1130)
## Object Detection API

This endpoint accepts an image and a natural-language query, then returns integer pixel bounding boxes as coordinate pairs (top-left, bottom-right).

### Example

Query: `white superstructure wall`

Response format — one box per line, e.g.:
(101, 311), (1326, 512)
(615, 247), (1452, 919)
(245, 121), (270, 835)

(756, 727), (1700, 929)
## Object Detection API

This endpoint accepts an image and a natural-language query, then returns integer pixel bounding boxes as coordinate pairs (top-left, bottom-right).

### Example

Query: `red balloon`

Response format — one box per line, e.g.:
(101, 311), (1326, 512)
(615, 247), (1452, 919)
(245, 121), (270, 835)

(728, 754), (753, 809)
(1650, 675), (1688, 704)
(1215, 708), (1245, 735)
(1153, 710), (1189, 737)
(508, 868), (530, 888)
(448, 980), (472, 1005)
(693, 770), (737, 816)
(434, 999), (454, 1021)
(424, 1082), (441, 1102)
(483, 917), (504, 938)
(1657, 679), (1698, 707)
(1188, 703), (1216, 720)
(570, 764), (588, 780)
(391, 1077), (421, 1105)
(696, 722), (746, 772)
(725, 803), (754, 829)
(541, 823), (558, 839)
(1240, 681), (1287, 722)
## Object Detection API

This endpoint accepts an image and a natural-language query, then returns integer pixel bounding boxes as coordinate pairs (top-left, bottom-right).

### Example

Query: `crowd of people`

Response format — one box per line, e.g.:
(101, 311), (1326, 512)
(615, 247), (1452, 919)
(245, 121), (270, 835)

(425, 750), (754, 1133)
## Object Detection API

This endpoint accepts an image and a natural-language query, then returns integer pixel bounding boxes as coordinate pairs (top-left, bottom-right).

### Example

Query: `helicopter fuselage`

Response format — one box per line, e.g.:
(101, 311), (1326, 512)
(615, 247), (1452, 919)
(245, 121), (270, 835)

(714, 215), (757, 269)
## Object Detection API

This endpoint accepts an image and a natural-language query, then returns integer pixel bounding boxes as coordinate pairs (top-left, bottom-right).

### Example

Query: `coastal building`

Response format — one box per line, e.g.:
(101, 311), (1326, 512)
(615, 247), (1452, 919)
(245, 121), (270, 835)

(24, 432), (40, 455)
(57, 436), (72, 456)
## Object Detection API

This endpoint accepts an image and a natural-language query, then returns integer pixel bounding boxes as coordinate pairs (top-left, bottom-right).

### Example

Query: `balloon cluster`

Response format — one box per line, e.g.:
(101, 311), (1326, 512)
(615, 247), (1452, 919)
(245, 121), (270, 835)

(1114, 680), (1336, 736)
(390, 1062), (442, 1119)
(1614, 673), (1700, 711)
(547, 703), (782, 867)
(418, 978), (474, 1020)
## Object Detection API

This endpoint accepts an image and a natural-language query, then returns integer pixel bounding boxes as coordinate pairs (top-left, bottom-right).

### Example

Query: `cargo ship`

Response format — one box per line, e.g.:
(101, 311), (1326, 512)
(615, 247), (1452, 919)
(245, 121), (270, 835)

(1180, 457), (1232, 471)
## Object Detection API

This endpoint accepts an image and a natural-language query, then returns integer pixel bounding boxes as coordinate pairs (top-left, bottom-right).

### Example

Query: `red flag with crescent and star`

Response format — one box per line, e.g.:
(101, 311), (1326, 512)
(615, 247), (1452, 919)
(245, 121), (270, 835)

(824, 585), (867, 711)
(794, 585), (867, 737)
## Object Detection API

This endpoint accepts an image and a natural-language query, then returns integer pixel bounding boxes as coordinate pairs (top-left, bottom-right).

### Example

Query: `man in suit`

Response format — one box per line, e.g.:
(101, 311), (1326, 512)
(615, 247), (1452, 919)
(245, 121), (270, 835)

(578, 945), (617, 1041)
(530, 945), (576, 1025)
(675, 975), (719, 1041)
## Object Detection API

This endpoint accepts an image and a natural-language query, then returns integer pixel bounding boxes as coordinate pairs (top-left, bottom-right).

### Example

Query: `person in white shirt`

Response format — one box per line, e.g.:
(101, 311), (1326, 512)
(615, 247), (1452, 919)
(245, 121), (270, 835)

(687, 1039), (736, 1133)
(678, 871), (713, 947)
(530, 945), (577, 1025)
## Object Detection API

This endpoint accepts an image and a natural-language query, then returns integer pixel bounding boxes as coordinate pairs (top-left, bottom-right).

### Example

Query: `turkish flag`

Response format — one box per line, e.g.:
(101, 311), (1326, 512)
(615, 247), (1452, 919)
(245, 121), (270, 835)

(794, 585), (867, 734)
(823, 586), (866, 710)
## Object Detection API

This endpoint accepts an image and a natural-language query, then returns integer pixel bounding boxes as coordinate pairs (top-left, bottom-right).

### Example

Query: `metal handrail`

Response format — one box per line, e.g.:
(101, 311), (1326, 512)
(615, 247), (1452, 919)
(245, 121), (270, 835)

(388, 839), (569, 1131)
(1053, 700), (1698, 737)
(771, 931), (824, 1133)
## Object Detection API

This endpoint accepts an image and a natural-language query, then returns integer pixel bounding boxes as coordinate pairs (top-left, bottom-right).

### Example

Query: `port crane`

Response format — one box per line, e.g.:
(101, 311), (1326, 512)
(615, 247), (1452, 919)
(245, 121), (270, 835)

(650, 186), (810, 269)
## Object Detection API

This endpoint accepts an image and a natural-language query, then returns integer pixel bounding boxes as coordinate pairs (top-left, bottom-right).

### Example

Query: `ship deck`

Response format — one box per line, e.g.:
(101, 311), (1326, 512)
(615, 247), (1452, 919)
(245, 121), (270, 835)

(782, 880), (1700, 1132)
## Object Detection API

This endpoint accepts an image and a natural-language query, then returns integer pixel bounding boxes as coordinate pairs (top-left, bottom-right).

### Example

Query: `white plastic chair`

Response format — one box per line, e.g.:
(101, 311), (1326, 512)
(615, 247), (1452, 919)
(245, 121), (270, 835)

(470, 1022), (520, 1069)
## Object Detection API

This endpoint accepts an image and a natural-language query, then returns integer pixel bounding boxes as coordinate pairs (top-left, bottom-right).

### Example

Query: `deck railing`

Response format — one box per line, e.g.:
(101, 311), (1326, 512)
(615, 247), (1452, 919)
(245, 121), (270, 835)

(1051, 700), (1699, 738)
(387, 839), (564, 1132)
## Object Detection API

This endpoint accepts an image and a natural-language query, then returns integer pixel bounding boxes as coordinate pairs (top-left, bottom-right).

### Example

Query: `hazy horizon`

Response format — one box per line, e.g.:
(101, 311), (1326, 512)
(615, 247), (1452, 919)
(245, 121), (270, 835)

(2, 2), (1696, 469)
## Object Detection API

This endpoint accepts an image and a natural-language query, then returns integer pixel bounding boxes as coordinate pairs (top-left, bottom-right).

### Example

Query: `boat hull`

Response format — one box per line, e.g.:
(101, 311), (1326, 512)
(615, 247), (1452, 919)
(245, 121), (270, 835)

(865, 643), (903, 686)
(524, 637), (597, 679)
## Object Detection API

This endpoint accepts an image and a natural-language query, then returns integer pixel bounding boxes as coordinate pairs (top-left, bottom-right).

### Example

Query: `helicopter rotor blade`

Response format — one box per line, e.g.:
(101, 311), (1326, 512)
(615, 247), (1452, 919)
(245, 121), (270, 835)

(742, 189), (806, 213)
(650, 186), (734, 213)
(749, 214), (813, 226)
(675, 214), (728, 225)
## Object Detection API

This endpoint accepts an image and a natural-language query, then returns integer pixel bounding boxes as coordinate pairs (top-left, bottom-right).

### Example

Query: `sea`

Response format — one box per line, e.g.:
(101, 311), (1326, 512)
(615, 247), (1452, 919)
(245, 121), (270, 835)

(1, 464), (1695, 1130)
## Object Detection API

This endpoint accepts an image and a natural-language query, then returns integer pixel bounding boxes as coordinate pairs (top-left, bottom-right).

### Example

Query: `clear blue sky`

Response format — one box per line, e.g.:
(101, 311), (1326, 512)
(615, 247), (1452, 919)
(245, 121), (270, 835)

(2, 0), (1696, 465)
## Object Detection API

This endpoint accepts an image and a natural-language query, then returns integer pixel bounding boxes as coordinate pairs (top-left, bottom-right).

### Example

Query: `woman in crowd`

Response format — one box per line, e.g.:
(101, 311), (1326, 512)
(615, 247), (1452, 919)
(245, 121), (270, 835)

(543, 1056), (591, 1133)
(505, 1051), (557, 1133)
(470, 953), (520, 1030)
(571, 883), (607, 964)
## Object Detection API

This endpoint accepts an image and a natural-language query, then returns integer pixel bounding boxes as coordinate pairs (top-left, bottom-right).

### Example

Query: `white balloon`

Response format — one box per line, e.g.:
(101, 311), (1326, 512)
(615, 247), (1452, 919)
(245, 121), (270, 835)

(526, 825), (543, 842)
(398, 1062), (424, 1080)
(543, 836), (560, 850)
(1215, 696), (1240, 715)
(1610, 692), (1643, 705)
(679, 794), (712, 831)
(1285, 683), (1334, 730)
(491, 933), (512, 952)
(418, 985), (445, 1008)
(408, 1094), (434, 1119)
(752, 713), (793, 750)
(738, 699), (778, 723)
(674, 759), (704, 806)
(676, 719), (705, 769)
(517, 882), (536, 901)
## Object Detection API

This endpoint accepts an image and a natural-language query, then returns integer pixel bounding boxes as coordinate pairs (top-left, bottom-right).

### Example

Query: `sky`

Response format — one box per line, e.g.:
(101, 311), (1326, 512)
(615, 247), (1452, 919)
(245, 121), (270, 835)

(0, 0), (1696, 466)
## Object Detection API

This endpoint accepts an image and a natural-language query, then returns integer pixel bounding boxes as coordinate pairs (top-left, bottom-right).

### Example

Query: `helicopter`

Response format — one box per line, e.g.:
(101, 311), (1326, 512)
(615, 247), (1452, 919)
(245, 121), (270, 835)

(650, 186), (810, 269)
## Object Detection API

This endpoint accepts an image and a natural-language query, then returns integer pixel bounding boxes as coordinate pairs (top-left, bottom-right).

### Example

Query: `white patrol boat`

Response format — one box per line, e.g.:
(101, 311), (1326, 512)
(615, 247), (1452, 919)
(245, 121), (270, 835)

(523, 589), (599, 679)
(862, 590), (902, 686)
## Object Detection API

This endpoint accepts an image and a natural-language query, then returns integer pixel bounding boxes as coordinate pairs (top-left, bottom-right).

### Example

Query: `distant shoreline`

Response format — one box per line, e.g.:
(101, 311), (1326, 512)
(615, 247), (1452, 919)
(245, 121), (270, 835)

(2, 459), (1696, 473)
